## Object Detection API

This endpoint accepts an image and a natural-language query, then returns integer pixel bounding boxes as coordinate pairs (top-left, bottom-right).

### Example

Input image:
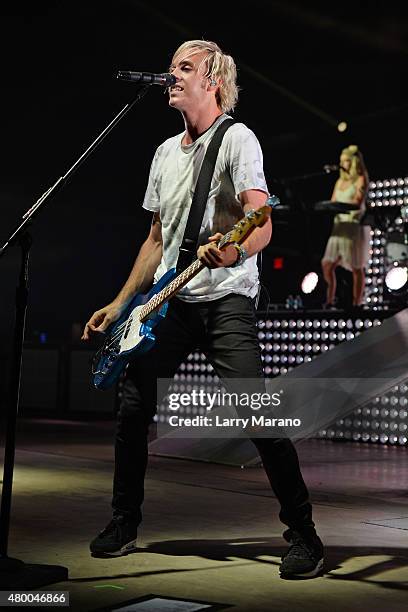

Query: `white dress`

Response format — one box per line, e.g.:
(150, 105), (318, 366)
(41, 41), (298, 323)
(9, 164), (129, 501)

(322, 183), (371, 271)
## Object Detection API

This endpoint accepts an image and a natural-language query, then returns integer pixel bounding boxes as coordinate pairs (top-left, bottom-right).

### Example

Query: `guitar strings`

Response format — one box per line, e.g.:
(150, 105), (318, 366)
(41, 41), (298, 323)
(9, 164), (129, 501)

(104, 283), (176, 350)
(102, 236), (237, 350)
(103, 253), (224, 350)
(104, 274), (180, 349)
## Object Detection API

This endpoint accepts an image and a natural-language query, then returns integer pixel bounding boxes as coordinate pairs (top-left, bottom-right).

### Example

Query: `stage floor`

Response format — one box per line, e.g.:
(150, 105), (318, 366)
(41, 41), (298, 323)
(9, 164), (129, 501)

(1, 418), (408, 611)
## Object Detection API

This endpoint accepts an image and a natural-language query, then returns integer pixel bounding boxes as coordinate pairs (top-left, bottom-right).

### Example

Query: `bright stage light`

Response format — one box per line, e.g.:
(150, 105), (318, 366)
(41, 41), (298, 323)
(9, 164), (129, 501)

(301, 272), (319, 294)
(384, 263), (408, 293)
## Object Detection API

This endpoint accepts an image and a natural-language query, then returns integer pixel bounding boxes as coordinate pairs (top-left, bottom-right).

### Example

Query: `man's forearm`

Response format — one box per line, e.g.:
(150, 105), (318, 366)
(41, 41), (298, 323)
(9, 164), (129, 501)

(113, 238), (162, 306)
(238, 190), (272, 258)
(240, 220), (272, 257)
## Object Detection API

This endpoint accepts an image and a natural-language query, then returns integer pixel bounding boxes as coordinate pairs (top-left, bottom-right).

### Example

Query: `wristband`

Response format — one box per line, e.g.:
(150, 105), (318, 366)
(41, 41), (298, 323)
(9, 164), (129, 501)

(229, 243), (249, 268)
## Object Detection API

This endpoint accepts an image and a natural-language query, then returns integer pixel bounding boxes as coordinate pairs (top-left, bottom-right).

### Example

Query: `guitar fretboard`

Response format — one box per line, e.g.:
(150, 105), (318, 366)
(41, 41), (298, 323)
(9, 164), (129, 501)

(139, 231), (234, 322)
(139, 259), (204, 321)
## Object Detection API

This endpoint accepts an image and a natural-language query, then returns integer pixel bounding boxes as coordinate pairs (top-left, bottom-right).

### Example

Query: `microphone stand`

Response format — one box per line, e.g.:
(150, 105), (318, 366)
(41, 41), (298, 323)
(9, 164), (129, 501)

(274, 167), (336, 185)
(0, 84), (150, 586)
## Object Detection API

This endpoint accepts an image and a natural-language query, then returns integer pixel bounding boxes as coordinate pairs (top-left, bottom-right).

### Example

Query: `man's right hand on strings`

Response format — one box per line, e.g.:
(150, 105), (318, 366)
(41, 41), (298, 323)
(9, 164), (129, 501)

(82, 303), (124, 340)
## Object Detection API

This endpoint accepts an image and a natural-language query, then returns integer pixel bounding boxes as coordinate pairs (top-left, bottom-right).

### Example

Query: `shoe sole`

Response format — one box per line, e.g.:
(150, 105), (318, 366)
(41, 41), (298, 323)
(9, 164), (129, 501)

(280, 558), (324, 578)
(90, 538), (138, 558)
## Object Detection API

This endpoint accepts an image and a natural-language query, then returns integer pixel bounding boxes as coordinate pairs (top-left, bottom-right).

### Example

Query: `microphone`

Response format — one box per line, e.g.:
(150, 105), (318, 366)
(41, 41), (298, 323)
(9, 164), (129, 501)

(323, 164), (339, 173)
(116, 71), (176, 87)
(323, 164), (349, 173)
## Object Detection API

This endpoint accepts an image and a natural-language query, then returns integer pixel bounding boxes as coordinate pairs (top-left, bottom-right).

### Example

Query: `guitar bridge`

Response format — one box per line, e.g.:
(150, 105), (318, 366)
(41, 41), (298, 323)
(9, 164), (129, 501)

(92, 339), (120, 375)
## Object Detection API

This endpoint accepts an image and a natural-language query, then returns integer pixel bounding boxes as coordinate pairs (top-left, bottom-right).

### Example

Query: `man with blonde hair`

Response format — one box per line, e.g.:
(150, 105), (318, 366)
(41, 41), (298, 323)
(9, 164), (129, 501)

(83, 40), (324, 578)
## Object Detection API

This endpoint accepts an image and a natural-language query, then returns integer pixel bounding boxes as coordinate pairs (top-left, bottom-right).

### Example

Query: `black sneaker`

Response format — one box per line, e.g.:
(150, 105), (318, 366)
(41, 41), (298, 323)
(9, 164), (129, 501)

(90, 516), (138, 557)
(322, 301), (337, 311)
(280, 529), (324, 578)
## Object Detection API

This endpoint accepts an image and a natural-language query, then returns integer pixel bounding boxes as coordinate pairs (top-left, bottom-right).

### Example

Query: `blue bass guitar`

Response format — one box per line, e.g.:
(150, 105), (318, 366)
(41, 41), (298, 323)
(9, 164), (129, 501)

(92, 198), (277, 389)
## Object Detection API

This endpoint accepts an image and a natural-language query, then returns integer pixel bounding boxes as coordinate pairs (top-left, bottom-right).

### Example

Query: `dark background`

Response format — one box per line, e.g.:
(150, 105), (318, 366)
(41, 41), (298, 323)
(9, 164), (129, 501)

(1, 0), (407, 346)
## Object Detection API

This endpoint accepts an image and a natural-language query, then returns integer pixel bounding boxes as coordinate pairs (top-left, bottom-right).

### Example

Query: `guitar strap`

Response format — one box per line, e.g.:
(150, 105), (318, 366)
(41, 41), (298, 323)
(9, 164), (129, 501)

(176, 117), (235, 273)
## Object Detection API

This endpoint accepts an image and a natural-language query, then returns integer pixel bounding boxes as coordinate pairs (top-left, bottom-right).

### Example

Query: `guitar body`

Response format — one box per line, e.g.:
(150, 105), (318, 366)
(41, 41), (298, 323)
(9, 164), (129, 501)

(92, 268), (177, 389)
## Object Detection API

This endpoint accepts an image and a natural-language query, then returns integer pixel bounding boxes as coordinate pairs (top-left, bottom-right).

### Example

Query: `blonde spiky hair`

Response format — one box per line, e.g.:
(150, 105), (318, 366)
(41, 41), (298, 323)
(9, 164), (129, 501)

(171, 40), (239, 113)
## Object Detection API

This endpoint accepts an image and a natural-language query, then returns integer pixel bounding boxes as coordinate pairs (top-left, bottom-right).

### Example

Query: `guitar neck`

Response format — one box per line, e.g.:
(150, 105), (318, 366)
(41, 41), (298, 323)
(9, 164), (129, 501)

(139, 258), (204, 322)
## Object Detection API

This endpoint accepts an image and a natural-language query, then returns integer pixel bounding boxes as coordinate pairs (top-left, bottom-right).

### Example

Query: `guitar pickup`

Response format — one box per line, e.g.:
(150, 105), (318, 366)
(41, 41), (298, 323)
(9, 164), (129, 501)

(123, 317), (133, 339)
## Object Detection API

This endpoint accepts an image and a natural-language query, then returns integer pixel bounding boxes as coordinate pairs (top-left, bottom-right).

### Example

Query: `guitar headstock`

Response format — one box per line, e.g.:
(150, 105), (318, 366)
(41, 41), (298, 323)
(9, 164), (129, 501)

(219, 195), (279, 248)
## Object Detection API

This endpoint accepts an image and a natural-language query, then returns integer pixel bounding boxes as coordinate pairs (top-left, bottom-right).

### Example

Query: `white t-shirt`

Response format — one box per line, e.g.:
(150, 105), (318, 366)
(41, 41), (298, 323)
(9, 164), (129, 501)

(142, 114), (269, 302)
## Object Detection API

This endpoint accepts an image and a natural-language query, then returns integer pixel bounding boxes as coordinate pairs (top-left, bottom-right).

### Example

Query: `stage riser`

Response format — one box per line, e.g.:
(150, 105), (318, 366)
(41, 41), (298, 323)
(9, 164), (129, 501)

(365, 175), (408, 306)
(162, 310), (407, 447)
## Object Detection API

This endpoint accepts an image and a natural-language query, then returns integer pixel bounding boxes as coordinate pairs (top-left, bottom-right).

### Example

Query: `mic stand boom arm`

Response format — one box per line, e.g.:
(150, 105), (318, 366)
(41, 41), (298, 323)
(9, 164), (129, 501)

(274, 167), (335, 185)
(1, 85), (150, 254)
(0, 84), (150, 571)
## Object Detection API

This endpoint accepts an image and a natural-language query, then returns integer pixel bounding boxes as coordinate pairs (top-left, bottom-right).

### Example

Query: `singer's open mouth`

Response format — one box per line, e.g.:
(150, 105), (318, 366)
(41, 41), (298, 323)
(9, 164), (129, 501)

(170, 86), (184, 92)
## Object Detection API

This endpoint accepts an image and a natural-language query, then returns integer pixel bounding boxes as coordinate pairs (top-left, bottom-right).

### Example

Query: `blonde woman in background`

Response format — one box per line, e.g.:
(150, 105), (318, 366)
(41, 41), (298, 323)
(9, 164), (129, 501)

(321, 145), (370, 308)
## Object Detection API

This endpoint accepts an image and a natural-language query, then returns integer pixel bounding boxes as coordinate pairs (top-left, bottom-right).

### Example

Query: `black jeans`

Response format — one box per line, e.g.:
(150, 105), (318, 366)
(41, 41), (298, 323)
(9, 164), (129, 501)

(113, 294), (315, 533)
